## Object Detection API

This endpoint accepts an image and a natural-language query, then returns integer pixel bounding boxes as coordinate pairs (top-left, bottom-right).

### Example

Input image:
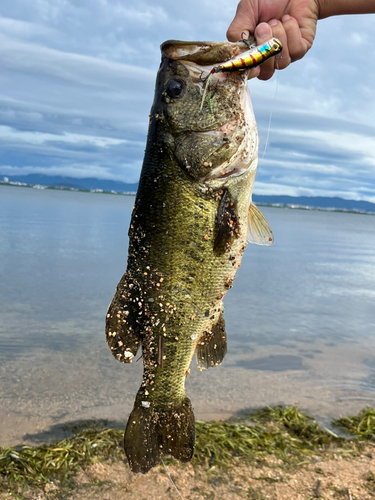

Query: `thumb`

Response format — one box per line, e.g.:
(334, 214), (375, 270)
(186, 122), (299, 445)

(254, 22), (273, 43)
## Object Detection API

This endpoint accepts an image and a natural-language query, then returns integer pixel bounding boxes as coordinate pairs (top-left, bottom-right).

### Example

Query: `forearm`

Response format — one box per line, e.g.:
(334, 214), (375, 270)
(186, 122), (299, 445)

(317, 0), (375, 19)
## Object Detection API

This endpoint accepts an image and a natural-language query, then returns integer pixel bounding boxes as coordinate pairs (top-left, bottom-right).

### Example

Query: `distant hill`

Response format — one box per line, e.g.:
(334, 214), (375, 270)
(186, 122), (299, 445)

(2, 174), (375, 213)
(1, 174), (138, 193)
(252, 195), (375, 213)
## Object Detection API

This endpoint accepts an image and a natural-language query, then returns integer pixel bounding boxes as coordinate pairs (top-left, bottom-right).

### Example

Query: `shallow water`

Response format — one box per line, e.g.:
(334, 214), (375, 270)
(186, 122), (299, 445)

(1, 185), (375, 445)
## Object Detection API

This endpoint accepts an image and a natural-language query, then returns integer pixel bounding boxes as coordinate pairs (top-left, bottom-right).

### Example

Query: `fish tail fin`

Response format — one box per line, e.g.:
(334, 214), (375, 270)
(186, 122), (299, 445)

(124, 396), (195, 473)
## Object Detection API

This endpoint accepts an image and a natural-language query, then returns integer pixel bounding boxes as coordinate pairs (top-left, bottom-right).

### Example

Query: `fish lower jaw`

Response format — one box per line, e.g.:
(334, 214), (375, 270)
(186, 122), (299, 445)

(206, 156), (257, 186)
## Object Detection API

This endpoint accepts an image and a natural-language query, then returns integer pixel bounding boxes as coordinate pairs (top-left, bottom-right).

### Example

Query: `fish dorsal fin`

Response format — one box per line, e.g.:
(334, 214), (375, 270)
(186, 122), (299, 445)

(247, 203), (274, 246)
(196, 312), (227, 369)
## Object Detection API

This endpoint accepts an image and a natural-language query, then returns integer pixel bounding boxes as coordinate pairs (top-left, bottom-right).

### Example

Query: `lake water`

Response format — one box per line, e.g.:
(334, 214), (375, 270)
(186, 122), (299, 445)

(1, 184), (375, 446)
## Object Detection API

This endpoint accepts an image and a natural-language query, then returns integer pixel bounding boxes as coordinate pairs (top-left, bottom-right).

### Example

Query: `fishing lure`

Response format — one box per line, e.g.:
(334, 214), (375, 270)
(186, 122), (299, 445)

(211, 37), (282, 75)
(199, 37), (283, 112)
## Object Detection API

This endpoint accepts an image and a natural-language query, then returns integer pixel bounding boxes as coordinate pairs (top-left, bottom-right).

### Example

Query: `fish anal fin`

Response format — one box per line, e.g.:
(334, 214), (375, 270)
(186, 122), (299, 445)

(125, 396), (195, 473)
(196, 312), (227, 369)
(213, 190), (240, 255)
(106, 271), (142, 363)
(247, 203), (273, 246)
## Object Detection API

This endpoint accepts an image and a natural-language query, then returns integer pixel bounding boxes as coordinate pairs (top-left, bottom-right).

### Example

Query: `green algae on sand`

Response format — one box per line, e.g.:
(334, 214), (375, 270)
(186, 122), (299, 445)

(1, 406), (375, 499)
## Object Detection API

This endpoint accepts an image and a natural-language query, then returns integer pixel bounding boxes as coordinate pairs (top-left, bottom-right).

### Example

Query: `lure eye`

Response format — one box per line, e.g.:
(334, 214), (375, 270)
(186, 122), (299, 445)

(273, 43), (279, 50)
(166, 78), (185, 98)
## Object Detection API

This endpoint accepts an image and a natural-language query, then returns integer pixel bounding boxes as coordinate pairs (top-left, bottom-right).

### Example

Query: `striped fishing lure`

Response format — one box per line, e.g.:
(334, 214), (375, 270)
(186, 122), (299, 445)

(211, 37), (282, 75)
(199, 38), (282, 112)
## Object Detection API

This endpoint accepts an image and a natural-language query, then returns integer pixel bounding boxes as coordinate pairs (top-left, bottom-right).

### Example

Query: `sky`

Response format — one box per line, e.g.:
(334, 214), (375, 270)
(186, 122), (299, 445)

(0, 1), (374, 201)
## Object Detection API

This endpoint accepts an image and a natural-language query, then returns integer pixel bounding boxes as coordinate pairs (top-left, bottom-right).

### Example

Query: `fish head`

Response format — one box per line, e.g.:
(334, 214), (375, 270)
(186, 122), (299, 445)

(149, 40), (258, 187)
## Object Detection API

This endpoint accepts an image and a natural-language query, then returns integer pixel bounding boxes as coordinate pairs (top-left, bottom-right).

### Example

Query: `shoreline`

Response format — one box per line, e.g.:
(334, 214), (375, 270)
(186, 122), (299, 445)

(1, 182), (375, 216)
(1, 333), (375, 450)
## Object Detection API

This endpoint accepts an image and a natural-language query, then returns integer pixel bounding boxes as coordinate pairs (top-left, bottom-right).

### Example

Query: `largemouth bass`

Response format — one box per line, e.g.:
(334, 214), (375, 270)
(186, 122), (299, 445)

(106, 39), (274, 474)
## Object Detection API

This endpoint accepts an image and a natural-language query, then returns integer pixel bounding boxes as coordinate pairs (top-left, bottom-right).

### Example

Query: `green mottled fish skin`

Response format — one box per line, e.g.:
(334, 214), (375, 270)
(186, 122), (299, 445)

(106, 39), (259, 473)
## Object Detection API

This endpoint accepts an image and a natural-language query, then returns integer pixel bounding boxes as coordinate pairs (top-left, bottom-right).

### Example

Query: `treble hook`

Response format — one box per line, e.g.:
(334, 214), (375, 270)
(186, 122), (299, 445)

(199, 69), (211, 83)
(241, 31), (256, 49)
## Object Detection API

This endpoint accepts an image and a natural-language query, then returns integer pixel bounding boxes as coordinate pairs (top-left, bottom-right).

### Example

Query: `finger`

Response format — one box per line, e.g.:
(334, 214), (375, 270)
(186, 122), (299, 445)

(281, 15), (310, 62)
(248, 66), (261, 80)
(227, 0), (257, 42)
(267, 19), (291, 71)
(254, 23), (275, 81)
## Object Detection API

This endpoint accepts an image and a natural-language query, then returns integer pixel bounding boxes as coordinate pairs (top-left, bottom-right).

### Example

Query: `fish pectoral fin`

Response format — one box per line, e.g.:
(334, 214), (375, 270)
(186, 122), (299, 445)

(213, 190), (240, 255)
(106, 272), (142, 363)
(125, 396), (195, 473)
(196, 312), (227, 369)
(247, 203), (274, 246)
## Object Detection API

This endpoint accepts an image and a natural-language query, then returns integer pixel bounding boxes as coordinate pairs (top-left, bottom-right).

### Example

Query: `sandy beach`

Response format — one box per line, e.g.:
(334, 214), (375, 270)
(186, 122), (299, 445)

(2, 405), (375, 500)
(6, 452), (373, 500)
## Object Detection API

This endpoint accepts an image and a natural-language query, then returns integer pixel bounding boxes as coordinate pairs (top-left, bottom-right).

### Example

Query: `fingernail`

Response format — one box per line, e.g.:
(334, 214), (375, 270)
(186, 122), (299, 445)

(255, 22), (272, 38)
(241, 29), (250, 39)
(268, 19), (278, 27)
(282, 14), (291, 22)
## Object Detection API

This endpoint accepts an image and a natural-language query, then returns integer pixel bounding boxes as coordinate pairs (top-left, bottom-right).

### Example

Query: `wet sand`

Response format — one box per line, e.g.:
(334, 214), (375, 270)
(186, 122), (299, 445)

(1, 333), (375, 447)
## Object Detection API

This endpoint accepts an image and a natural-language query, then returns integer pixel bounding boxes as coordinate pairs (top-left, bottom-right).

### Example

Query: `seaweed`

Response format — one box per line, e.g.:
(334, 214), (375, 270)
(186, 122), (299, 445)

(193, 405), (345, 468)
(0, 428), (123, 497)
(0, 405), (371, 499)
(334, 406), (375, 440)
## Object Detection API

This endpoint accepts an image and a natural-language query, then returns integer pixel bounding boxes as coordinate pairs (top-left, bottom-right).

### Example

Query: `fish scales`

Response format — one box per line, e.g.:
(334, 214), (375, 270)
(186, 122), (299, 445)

(106, 39), (274, 474)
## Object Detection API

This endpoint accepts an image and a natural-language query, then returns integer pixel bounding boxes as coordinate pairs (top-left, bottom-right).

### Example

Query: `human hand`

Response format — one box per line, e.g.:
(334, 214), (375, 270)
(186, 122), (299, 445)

(227, 0), (319, 80)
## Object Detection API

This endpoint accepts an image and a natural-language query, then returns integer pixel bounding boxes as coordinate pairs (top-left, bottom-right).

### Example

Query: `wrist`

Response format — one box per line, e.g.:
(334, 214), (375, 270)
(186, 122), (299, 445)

(314, 0), (323, 19)
(316, 0), (375, 19)
(316, 0), (337, 19)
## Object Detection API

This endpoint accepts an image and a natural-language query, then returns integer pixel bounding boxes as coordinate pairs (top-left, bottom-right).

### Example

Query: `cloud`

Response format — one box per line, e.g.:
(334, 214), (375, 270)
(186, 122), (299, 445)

(0, 32), (154, 91)
(0, 125), (129, 147)
(282, 129), (375, 168)
(0, 16), (56, 39)
(0, 163), (141, 181)
(0, 5), (374, 199)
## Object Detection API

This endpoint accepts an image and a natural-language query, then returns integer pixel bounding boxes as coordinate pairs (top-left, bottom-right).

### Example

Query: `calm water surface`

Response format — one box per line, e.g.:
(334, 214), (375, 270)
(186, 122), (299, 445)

(1, 185), (375, 445)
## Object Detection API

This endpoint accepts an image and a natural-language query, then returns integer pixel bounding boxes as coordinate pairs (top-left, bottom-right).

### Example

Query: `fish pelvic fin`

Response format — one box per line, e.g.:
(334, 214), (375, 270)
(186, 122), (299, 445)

(125, 396), (195, 474)
(106, 271), (142, 363)
(196, 312), (227, 369)
(247, 203), (274, 246)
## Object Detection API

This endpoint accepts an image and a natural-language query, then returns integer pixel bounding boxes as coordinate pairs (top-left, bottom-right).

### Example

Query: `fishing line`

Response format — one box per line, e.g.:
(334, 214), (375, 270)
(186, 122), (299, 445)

(260, 56), (280, 163)
(161, 458), (186, 500)
(199, 72), (213, 112)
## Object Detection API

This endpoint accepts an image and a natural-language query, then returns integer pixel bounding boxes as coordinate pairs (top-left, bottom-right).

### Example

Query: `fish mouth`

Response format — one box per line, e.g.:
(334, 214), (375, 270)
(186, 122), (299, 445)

(161, 39), (255, 67)
(161, 39), (256, 83)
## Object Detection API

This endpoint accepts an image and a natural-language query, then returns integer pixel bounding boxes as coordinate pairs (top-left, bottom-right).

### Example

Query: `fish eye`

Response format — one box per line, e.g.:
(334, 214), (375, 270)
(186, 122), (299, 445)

(166, 78), (185, 98)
